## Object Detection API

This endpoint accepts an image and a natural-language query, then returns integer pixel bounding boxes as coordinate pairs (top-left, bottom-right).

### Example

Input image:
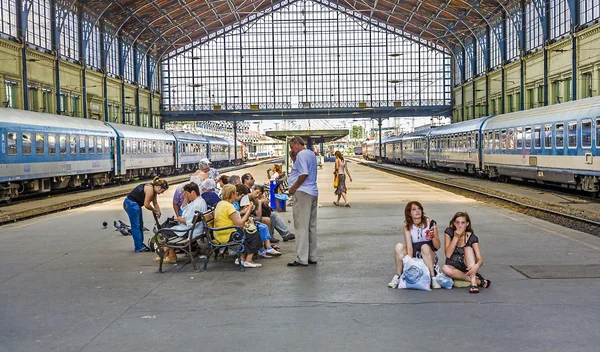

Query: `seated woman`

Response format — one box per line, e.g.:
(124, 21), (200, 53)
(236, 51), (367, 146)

(235, 184), (281, 258)
(441, 212), (491, 293)
(213, 184), (263, 268)
(155, 182), (207, 263)
(389, 201), (441, 289)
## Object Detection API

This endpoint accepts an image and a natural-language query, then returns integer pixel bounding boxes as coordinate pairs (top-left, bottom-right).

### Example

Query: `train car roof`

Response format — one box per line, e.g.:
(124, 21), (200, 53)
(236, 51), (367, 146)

(429, 117), (489, 136)
(484, 96), (600, 129)
(204, 135), (229, 145)
(105, 122), (175, 141)
(0, 108), (115, 134)
(169, 131), (209, 143)
(401, 128), (432, 140)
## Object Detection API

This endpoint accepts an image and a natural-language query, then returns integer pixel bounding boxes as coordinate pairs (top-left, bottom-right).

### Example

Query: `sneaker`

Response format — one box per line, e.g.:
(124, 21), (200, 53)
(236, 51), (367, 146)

(234, 258), (243, 265)
(258, 251), (273, 259)
(243, 261), (262, 268)
(265, 248), (282, 256)
(388, 274), (401, 288)
(431, 277), (441, 289)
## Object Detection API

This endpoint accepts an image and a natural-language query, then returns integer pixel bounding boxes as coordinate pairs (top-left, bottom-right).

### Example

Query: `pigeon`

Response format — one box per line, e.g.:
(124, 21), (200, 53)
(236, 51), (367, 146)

(114, 220), (132, 236)
(102, 221), (108, 229)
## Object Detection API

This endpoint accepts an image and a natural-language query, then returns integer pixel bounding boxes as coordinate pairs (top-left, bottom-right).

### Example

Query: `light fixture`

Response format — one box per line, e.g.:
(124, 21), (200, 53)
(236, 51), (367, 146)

(388, 79), (401, 84)
(388, 53), (403, 57)
(188, 83), (202, 87)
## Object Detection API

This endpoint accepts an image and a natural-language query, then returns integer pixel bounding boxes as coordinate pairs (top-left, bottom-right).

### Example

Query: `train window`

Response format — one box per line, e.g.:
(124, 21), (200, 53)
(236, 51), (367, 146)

(487, 131), (493, 149)
(88, 136), (95, 154)
(534, 126), (541, 149)
(22, 133), (32, 155)
(70, 136), (76, 154)
(153, 141), (157, 154)
(508, 128), (515, 149)
(48, 134), (56, 155)
(596, 119), (600, 147)
(79, 136), (86, 154)
(494, 131), (500, 150)
(7, 132), (17, 155)
(137, 140), (142, 154)
(568, 121), (577, 148)
(581, 120), (592, 148)
(125, 140), (130, 154)
(516, 127), (523, 149)
(501, 130), (507, 149)
(544, 125), (552, 149)
(104, 138), (110, 154)
(60, 135), (67, 155)
(555, 123), (564, 148)
(96, 137), (103, 154)
(525, 127), (532, 149)
(36, 133), (45, 155)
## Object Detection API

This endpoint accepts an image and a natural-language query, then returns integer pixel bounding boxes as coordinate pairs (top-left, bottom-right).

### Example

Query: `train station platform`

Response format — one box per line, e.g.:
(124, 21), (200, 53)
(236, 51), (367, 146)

(1, 161), (600, 351)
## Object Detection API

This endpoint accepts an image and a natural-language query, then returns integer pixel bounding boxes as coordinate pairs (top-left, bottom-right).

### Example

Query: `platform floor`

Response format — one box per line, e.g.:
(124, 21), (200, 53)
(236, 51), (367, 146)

(1, 162), (600, 352)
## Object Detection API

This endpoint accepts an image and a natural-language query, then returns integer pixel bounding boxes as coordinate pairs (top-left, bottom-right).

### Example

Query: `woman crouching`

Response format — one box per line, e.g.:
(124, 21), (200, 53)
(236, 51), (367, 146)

(442, 212), (491, 293)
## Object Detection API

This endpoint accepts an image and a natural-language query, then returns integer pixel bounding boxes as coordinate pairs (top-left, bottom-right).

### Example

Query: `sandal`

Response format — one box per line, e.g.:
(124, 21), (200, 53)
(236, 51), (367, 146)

(271, 244), (281, 251)
(344, 203), (351, 208)
(469, 285), (480, 294)
(333, 201), (339, 206)
(476, 273), (491, 288)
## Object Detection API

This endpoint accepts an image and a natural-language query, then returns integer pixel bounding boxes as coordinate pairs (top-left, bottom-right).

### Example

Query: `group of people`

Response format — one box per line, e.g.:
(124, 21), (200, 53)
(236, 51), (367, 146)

(388, 201), (491, 293)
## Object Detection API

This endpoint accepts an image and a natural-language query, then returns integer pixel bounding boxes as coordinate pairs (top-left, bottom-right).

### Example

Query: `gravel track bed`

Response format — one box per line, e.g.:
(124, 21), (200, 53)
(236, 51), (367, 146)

(367, 162), (600, 237)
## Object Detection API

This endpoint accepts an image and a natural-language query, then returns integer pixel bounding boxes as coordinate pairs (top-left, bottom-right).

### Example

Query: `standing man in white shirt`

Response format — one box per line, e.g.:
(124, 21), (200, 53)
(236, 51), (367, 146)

(286, 136), (319, 267)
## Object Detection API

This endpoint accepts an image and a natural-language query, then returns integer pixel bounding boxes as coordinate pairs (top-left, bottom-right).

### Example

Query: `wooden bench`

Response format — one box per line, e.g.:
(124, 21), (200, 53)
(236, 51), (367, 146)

(199, 210), (246, 271)
(151, 211), (205, 273)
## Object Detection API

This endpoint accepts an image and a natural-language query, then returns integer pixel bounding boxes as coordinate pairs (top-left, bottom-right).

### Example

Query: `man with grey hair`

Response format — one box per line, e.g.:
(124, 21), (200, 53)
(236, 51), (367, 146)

(287, 136), (319, 267)
(228, 175), (241, 185)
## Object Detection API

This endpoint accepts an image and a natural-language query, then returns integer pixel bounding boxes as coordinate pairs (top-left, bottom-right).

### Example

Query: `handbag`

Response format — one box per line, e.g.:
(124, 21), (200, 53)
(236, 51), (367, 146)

(244, 217), (258, 234)
(333, 175), (339, 188)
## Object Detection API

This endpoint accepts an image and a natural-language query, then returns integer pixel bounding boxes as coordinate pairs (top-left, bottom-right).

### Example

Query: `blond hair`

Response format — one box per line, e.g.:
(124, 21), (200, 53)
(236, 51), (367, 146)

(221, 184), (236, 202)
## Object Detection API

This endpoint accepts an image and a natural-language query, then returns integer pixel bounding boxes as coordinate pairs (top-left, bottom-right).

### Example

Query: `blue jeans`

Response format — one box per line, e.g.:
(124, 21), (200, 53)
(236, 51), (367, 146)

(257, 222), (271, 243)
(123, 198), (146, 252)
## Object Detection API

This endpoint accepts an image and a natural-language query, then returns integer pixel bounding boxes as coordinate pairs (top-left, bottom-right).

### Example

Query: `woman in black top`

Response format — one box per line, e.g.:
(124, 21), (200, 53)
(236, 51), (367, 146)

(442, 212), (490, 293)
(123, 176), (169, 252)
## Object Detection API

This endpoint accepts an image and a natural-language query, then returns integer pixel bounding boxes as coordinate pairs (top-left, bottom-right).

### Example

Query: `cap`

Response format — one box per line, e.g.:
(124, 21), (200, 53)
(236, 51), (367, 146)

(240, 195), (250, 207)
(200, 157), (211, 165)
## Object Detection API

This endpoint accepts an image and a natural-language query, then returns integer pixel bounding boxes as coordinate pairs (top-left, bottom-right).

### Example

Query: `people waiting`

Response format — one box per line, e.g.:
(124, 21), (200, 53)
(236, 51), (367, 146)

(441, 212), (491, 293)
(213, 185), (263, 268)
(172, 160), (209, 216)
(200, 157), (220, 181)
(389, 201), (441, 289)
(252, 184), (295, 242)
(154, 182), (207, 263)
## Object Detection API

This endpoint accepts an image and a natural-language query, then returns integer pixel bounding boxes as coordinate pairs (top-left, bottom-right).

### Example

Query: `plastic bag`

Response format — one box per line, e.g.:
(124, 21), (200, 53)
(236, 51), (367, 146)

(435, 273), (454, 289)
(397, 255), (431, 291)
(333, 175), (339, 188)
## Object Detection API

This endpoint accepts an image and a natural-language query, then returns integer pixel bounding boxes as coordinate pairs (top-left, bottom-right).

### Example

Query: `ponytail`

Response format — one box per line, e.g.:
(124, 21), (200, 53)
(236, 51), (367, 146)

(151, 176), (169, 190)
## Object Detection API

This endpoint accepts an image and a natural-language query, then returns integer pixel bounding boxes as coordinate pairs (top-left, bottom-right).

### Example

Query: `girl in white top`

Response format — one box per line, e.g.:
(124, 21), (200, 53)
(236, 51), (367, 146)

(388, 201), (441, 289)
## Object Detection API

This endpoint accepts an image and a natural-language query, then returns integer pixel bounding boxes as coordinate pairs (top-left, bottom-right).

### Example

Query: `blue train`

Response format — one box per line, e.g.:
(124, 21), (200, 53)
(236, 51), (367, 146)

(364, 96), (600, 196)
(0, 108), (248, 202)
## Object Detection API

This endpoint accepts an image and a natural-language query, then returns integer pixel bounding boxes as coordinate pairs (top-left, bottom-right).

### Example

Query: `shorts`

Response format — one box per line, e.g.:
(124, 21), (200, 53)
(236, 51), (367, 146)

(445, 259), (467, 273)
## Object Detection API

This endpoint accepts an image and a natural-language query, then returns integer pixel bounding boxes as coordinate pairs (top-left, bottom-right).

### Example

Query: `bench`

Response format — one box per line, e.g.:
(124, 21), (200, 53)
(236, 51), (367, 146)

(151, 211), (204, 273)
(199, 210), (247, 271)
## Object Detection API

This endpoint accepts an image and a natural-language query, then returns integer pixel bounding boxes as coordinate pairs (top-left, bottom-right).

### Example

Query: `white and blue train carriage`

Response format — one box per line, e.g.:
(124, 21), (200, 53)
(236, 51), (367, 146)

(170, 131), (209, 172)
(481, 96), (600, 193)
(399, 129), (430, 167)
(429, 116), (491, 174)
(105, 122), (176, 182)
(204, 136), (230, 167)
(384, 135), (403, 164)
(0, 108), (116, 201)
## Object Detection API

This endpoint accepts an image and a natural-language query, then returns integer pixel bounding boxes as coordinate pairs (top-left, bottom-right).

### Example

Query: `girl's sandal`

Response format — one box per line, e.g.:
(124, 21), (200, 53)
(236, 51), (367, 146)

(333, 201), (339, 206)
(469, 285), (480, 294)
(476, 273), (491, 288)
(344, 203), (351, 208)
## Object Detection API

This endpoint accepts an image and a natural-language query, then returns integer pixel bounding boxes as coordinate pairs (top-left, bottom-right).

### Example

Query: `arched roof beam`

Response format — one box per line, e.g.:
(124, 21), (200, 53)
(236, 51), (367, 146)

(176, 0), (210, 37)
(127, 0), (194, 48)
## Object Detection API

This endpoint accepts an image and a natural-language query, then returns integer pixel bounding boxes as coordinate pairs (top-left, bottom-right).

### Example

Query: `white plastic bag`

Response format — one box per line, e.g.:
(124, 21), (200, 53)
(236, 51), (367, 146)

(397, 255), (431, 291)
(435, 273), (454, 289)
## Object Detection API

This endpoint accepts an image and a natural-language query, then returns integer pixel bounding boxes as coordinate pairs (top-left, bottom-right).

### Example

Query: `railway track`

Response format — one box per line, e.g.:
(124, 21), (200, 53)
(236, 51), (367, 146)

(354, 158), (600, 237)
(0, 158), (279, 226)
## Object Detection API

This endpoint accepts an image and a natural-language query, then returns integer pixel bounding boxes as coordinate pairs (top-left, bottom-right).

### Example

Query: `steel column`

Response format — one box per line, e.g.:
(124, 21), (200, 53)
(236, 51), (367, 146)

(17, 0), (30, 110)
(78, 3), (87, 118)
(118, 35), (126, 124)
(51, 0), (61, 114)
(233, 120), (238, 162)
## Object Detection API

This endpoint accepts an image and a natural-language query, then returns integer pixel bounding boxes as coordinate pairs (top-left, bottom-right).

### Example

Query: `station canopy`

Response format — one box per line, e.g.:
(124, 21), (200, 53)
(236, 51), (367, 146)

(80, 0), (507, 62)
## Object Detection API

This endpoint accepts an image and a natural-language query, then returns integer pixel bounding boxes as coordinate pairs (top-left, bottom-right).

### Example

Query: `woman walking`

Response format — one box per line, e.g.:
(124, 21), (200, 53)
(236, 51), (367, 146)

(123, 176), (169, 252)
(333, 151), (353, 207)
